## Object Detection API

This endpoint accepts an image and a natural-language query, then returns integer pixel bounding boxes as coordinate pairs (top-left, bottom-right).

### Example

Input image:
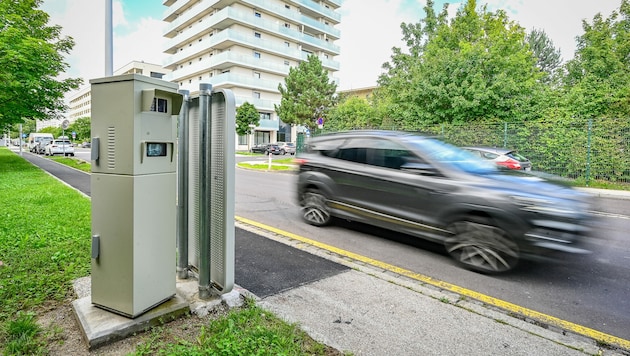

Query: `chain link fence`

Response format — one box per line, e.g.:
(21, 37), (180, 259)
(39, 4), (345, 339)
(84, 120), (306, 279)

(312, 118), (630, 188)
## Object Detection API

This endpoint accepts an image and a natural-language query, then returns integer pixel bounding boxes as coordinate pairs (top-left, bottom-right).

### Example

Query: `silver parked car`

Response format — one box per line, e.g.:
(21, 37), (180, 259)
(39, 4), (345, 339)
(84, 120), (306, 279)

(296, 131), (593, 273)
(464, 146), (532, 171)
(277, 142), (296, 155)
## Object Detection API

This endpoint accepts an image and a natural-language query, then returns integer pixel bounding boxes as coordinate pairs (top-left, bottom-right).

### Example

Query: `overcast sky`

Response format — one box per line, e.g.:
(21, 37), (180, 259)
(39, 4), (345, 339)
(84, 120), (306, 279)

(41, 0), (621, 93)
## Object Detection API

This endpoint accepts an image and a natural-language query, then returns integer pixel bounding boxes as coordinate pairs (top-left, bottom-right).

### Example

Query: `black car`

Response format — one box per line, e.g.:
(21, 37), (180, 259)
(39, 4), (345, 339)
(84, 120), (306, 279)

(251, 144), (268, 153)
(296, 130), (593, 273)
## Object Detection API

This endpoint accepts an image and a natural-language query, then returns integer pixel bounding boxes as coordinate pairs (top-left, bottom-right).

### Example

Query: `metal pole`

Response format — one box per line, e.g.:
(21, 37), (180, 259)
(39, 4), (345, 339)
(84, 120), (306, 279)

(19, 124), (22, 155)
(105, 0), (113, 76)
(198, 83), (213, 299)
(176, 90), (190, 279)
(586, 119), (592, 186)
(503, 122), (507, 148)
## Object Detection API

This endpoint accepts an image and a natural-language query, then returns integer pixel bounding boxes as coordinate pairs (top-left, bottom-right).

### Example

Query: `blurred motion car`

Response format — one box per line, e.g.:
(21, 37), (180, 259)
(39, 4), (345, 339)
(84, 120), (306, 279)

(464, 146), (531, 171)
(45, 139), (75, 156)
(296, 130), (592, 273)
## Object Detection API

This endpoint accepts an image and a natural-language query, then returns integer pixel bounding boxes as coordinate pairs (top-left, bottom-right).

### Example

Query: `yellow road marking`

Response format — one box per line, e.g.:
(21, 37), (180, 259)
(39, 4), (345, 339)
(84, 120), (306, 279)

(236, 215), (630, 350)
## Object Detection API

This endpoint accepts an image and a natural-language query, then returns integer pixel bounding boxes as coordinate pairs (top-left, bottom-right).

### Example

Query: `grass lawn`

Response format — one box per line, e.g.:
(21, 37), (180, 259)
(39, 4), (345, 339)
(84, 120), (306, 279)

(0, 147), (343, 355)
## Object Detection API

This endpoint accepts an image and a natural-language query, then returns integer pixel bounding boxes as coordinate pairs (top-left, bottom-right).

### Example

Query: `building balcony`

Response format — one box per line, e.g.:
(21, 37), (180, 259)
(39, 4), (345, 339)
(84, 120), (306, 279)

(163, 7), (340, 56)
(235, 96), (278, 112)
(165, 71), (282, 94)
(290, 0), (341, 23)
(242, 0), (340, 39)
(164, 28), (339, 72)
(165, 50), (290, 76)
(163, 0), (216, 38)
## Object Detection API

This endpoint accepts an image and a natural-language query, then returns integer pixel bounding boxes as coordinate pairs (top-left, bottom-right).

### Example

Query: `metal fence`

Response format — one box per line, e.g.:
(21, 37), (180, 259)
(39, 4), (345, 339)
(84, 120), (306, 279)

(312, 118), (630, 187)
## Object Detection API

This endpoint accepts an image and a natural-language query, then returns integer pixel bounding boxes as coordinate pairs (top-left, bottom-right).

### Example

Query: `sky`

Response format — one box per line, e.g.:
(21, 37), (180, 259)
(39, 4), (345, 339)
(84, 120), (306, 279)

(41, 0), (621, 94)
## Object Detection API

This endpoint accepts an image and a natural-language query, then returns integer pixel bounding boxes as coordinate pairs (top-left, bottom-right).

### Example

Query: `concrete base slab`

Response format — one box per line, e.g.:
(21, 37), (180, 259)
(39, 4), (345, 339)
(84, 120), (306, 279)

(72, 294), (189, 350)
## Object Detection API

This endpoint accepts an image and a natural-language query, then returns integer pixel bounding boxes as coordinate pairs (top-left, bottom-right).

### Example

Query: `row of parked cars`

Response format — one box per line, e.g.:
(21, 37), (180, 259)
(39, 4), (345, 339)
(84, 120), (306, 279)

(251, 142), (296, 155)
(33, 138), (75, 156)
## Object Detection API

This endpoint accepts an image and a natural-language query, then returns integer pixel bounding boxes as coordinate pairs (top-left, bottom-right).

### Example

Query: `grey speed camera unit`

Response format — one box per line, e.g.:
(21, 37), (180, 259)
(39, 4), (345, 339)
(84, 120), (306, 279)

(89, 74), (182, 318)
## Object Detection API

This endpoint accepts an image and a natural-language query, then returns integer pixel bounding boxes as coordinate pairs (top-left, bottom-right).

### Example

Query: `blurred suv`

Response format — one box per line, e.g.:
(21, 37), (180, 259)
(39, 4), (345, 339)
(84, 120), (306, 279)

(277, 142), (296, 155)
(45, 139), (75, 156)
(296, 131), (593, 273)
(464, 146), (531, 171)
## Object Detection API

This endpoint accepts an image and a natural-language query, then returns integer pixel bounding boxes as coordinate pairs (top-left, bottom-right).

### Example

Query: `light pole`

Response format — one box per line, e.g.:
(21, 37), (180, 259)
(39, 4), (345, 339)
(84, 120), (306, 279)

(248, 124), (256, 152)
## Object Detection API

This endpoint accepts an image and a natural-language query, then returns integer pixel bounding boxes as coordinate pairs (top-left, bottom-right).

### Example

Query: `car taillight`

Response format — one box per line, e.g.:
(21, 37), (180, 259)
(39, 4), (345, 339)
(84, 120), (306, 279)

(503, 158), (521, 170)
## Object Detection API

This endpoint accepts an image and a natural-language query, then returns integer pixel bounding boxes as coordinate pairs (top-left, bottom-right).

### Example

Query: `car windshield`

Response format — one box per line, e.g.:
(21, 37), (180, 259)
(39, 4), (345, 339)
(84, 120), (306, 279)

(407, 137), (497, 175)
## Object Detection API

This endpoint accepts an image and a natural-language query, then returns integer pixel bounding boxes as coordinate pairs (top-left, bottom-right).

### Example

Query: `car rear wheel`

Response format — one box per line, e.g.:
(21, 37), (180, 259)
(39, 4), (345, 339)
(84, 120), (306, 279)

(301, 189), (331, 226)
(444, 217), (519, 273)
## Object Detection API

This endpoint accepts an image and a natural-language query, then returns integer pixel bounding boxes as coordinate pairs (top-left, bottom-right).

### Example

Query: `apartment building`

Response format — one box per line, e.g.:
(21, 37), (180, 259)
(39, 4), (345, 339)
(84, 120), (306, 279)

(161, 0), (341, 147)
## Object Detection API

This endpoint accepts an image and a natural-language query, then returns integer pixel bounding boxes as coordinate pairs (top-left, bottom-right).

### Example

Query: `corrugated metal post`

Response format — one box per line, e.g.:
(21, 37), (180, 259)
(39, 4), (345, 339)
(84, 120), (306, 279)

(586, 119), (592, 186)
(176, 90), (190, 279)
(198, 83), (213, 299)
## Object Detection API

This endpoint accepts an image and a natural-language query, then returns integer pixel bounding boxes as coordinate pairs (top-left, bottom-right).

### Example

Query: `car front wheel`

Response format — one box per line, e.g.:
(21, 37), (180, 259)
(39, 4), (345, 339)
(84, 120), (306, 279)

(444, 217), (519, 273)
(300, 189), (332, 227)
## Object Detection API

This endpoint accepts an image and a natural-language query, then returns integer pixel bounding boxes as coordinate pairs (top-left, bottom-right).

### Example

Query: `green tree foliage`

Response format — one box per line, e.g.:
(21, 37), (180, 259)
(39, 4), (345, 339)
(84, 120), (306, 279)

(235, 102), (260, 136)
(67, 117), (90, 142)
(378, 0), (546, 126)
(0, 0), (81, 128)
(562, 0), (630, 119)
(39, 125), (61, 137)
(526, 28), (562, 85)
(275, 55), (337, 129)
(325, 96), (380, 131)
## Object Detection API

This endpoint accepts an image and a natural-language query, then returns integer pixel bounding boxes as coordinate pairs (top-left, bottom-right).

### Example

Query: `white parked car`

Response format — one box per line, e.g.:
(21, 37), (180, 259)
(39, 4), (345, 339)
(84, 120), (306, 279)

(45, 139), (75, 156)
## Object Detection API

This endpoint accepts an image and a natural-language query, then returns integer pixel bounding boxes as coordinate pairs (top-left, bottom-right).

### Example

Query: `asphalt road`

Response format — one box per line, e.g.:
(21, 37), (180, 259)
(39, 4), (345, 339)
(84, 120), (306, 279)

(234, 163), (630, 341)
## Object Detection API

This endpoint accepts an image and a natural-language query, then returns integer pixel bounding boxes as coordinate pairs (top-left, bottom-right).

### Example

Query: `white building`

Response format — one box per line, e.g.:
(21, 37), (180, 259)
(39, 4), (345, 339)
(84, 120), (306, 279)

(161, 0), (341, 147)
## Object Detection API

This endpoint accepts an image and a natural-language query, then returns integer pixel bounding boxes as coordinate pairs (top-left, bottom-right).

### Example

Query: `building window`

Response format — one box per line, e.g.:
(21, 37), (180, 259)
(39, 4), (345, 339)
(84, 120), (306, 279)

(253, 91), (261, 99)
(253, 72), (260, 78)
(285, 4), (290, 9)
(254, 52), (261, 58)
(254, 11), (261, 18)
(259, 112), (271, 121)
(284, 23), (290, 28)
(284, 41), (290, 47)
(254, 32), (261, 38)
(284, 60), (290, 66)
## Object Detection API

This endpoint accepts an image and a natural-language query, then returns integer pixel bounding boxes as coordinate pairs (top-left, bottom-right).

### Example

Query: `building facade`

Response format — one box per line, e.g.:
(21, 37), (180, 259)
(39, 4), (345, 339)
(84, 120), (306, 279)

(38, 61), (171, 132)
(161, 0), (341, 148)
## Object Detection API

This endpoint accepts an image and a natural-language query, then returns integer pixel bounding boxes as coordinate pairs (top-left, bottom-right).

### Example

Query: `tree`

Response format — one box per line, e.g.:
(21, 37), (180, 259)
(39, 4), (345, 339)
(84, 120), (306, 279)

(562, 0), (630, 119)
(275, 55), (337, 130)
(526, 29), (562, 85)
(68, 117), (91, 142)
(0, 0), (82, 128)
(235, 102), (259, 136)
(378, 0), (546, 126)
(325, 96), (380, 131)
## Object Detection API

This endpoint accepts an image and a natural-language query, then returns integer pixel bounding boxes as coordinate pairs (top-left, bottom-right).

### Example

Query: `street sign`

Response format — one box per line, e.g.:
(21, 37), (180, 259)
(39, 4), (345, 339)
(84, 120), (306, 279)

(61, 120), (70, 130)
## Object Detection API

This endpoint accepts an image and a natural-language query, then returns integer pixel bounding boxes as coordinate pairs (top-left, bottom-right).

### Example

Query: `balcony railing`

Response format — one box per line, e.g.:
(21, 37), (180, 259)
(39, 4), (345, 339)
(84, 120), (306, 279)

(164, 7), (339, 55)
